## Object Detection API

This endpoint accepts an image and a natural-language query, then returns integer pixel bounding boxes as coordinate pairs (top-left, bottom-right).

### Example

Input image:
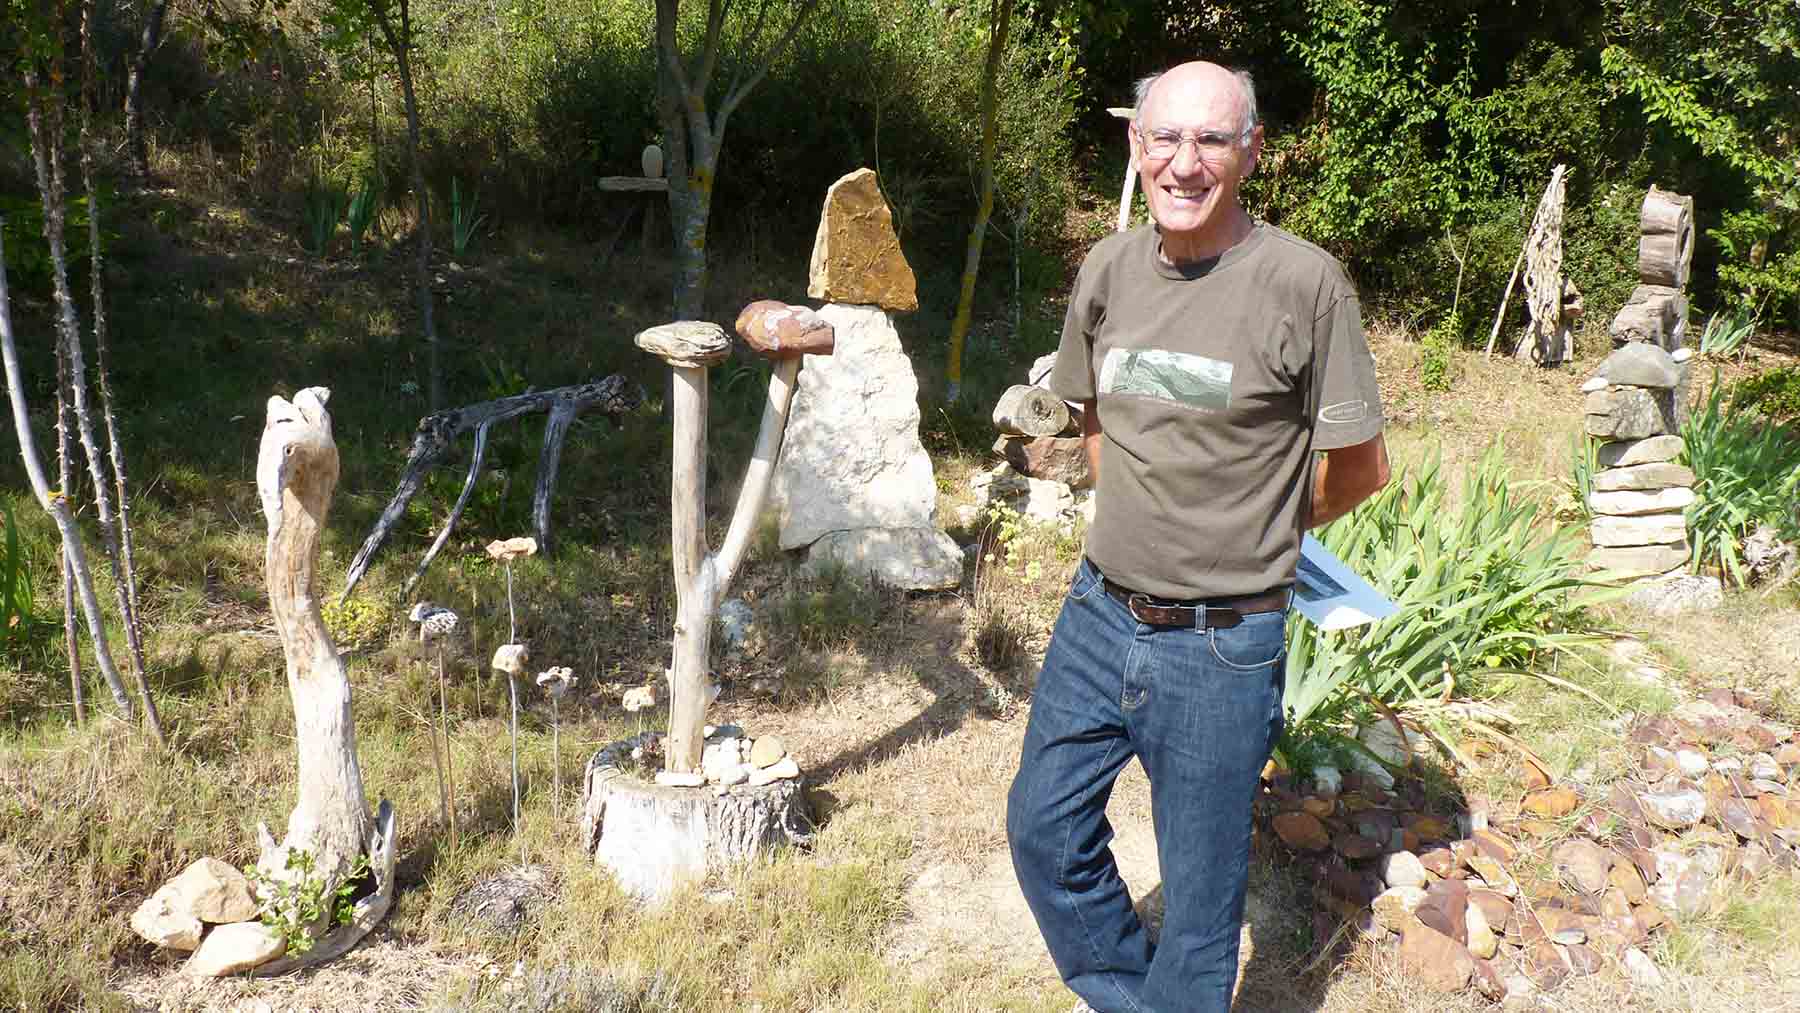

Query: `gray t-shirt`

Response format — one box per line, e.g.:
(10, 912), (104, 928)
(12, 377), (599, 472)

(1049, 222), (1383, 599)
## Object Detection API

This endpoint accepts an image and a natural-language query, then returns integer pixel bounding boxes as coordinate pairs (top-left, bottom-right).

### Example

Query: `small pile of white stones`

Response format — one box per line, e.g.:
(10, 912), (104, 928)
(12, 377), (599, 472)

(644, 724), (801, 794)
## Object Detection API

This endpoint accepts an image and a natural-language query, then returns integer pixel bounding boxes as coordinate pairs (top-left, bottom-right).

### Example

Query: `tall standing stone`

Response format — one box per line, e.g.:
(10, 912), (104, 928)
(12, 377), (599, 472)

(775, 169), (958, 589)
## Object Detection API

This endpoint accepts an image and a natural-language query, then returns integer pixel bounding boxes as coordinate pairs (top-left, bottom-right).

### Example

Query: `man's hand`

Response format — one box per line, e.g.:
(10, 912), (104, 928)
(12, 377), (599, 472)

(1307, 434), (1389, 528)
(1081, 399), (1101, 482)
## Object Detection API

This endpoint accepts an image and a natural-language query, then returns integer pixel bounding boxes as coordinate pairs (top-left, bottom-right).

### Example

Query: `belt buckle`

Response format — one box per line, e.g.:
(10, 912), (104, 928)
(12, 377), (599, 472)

(1125, 592), (1161, 625)
(1127, 592), (1198, 627)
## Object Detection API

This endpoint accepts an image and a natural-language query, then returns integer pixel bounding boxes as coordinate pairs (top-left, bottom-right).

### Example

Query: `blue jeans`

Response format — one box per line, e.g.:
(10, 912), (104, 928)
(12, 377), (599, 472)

(1007, 558), (1287, 1013)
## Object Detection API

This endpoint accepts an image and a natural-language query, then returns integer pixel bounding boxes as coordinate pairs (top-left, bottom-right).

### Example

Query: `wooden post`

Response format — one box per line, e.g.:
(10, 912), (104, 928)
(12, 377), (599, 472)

(252, 387), (397, 972)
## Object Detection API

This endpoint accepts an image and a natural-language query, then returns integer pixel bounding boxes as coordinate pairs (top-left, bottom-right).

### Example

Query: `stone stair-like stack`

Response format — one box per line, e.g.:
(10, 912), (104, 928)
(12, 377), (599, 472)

(1583, 342), (1696, 578)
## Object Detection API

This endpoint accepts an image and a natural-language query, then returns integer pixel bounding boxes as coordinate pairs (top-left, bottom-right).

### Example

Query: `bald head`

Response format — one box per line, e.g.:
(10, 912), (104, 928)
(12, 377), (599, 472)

(1134, 63), (1258, 137)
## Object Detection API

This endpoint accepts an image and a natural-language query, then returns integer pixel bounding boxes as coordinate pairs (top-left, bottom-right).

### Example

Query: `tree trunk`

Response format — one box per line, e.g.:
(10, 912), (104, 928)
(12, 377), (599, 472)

(665, 365), (715, 773)
(21, 64), (143, 726)
(373, 0), (440, 410)
(254, 388), (396, 958)
(992, 383), (1071, 437)
(123, 0), (170, 179)
(84, 0), (161, 742)
(944, 0), (1012, 402)
(580, 739), (808, 902)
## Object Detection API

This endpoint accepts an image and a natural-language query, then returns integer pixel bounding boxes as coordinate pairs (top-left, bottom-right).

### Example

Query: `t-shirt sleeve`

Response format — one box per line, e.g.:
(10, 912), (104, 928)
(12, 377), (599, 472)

(1310, 283), (1384, 451)
(1047, 251), (1105, 403)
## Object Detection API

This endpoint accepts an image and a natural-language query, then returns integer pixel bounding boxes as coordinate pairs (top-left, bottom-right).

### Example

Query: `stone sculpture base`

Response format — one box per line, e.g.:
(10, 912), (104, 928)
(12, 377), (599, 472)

(579, 742), (809, 903)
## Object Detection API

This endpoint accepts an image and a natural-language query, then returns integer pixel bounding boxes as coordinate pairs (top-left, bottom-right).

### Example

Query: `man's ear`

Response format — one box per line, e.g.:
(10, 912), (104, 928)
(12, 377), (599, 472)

(1244, 124), (1265, 177)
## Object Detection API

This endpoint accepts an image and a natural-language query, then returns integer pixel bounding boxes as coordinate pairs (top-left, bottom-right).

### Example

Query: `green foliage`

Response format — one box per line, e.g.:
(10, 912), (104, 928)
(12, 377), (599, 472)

(0, 503), (33, 652)
(346, 175), (380, 253)
(1712, 208), (1800, 328)
(302, 177), (347, 256)
(0, 190), (109, 294)
(1278, 447), (1604, 765)
(244, 847), (369, 957)
(450, 178), (486, 258)
(1418, 311), (1459, 392)
(1727, 366), (1800, 424)
(1566, 434), (1598, 523)
(1680, 378), (1800, 585)
(322, 594), (396, 650)
(769, 564), (894, 651)
(1698, 305), (1757, 359)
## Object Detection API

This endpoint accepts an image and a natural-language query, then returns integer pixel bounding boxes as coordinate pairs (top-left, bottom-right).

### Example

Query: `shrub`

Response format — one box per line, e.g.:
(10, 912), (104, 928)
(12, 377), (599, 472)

(1418, 311), (1459, 391)
(1728, 366), (1800, 424)
(1278, 446), (1606, 771)
(1681, 378), (1800, 585)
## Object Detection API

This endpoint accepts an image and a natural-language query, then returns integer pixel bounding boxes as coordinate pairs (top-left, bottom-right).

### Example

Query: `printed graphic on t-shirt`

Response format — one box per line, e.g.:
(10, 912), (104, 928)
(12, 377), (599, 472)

(1098, 348), (1232, 412)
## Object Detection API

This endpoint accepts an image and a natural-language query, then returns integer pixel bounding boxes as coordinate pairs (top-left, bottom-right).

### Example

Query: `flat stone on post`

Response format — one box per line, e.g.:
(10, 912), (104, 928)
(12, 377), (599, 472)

(1598, 343), (1681, 389)
(1598, 435), (1684, 468)
(1590, 487), (1696, 516)
(1592, 462), (1695, 492)
(1590, 543), (1691, 576)
(734, 300), (836, 359)
(1585, 387), (1676, 440)
(635, 321), (730, 368)
(1591, 513), (1688, 547)
(807, 168), (919, 312)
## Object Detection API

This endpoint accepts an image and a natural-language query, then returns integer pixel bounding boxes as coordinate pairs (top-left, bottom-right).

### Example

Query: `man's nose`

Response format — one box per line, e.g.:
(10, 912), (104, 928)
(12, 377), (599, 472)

(1168, 142), (1210, 177)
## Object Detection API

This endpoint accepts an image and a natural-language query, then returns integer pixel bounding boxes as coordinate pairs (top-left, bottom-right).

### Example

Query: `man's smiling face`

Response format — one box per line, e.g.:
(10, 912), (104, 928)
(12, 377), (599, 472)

(1133, 63), (1262, 264)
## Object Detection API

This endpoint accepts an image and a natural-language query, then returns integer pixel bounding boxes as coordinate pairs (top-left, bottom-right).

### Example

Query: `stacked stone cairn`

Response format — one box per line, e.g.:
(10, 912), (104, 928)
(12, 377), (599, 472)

(963, 352), (1095, 532)
(771, 167), (963, 591)
(1581, 341), (1697, 579)
(1262, 689), (1800, 1002)
(129, 857), (287, 977)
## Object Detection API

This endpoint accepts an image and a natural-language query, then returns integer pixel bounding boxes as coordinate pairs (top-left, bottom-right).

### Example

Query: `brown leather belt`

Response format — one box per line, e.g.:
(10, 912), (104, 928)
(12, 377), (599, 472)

(1099, 575), (1289, 629)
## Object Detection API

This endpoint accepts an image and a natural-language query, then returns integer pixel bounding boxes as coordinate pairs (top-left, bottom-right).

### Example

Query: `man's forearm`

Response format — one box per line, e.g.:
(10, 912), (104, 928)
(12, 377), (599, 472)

(1307, 434), (1390, 528)
(1081, 400), (1101, 483)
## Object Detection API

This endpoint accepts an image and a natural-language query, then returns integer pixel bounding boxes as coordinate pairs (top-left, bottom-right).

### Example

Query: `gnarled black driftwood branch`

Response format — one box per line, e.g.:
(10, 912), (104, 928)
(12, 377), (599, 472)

(340, 375), (640, 602)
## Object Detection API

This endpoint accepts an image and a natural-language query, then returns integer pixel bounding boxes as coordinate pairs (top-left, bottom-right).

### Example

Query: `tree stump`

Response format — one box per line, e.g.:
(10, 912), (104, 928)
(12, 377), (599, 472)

(1637, 187), (1695, 290)
(578, 737), (809, 902)
(993, 384), (1072, 437)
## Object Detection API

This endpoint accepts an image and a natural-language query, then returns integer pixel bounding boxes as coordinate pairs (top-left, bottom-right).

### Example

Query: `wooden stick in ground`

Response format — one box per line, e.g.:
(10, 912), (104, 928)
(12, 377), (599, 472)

(437, 647), (456, 842)
(1483, 245), (1526, 360)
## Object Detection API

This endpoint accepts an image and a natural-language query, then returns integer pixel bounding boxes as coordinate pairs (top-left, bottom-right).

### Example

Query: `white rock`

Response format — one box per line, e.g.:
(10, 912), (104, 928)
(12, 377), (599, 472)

(1580, 376), (1609, 393)
(1380, 850), (1428, 890)
(1641, 788), (1707, 829)
(747, 756), (801, 786)
(1465, 898), (1497, 959)
(182, 921), (284, 977)
(1370, 886), (1428, 933)
(167, 857), (260, 925)
(129, 892), (203, 951)
(799, 527), (963, 591)
(718, 765), (750, 786)
(1675, 749), (1710, 777)
(654, 771), (707, 788)
(1624, 947), (1664, 987)
(1622, 574), (1724, 615)
(1670, 347), (1694, 363)
(1310, 765), (1343, 797)
(771, 304), (957, 591)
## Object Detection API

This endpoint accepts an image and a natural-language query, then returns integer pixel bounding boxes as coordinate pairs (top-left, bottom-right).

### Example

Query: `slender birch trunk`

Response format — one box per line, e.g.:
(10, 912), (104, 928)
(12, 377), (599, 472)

(372, 0), (441, 410)
(123, 0), (169, 179)
(945, 0), (1012, 403)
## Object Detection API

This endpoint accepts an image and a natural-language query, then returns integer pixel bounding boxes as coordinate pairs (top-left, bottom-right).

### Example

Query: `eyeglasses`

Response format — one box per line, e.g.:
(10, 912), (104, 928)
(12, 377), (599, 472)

(1136, 126), (1251, 162)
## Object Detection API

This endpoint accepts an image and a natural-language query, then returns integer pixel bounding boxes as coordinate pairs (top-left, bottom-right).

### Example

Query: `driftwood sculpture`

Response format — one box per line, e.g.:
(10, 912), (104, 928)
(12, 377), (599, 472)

(339, 375), (640, 602)
(579, 304), (829, 901)
(253, 387), (397, 974)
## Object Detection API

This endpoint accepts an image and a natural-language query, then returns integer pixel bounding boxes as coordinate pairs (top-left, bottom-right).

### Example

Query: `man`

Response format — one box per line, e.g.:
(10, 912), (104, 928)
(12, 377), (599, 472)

(1006, 62), (1389, 1013)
